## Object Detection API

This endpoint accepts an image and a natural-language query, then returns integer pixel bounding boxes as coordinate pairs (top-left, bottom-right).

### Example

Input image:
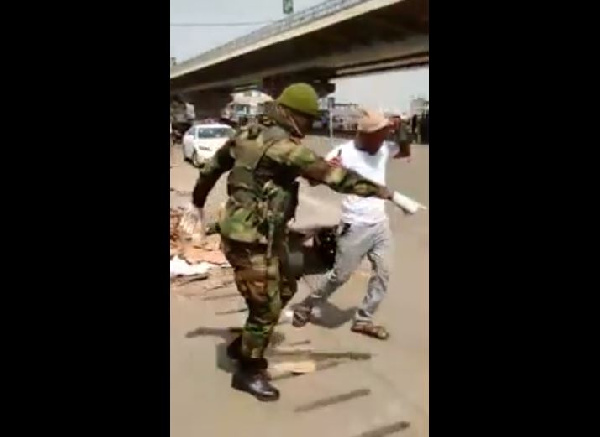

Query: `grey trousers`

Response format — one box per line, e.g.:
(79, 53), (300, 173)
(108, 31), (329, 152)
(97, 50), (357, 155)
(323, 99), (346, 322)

(305, 220), (391, 322)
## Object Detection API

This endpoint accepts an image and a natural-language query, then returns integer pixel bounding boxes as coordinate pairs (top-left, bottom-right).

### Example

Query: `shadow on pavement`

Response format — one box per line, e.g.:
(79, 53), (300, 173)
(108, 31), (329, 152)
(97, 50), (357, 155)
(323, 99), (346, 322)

(185, 327), (285, 346)
(290, 301), (358, 329)
(215, 343), (236, 374)
(184, 326), (286, 374)
(310, 302), (358, 329)
(185, 326), (236, 340)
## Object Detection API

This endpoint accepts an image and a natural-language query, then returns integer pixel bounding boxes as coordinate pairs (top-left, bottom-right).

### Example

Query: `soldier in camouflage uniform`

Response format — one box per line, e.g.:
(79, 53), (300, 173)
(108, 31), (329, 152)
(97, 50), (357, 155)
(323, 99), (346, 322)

(179, 83), (397, 402)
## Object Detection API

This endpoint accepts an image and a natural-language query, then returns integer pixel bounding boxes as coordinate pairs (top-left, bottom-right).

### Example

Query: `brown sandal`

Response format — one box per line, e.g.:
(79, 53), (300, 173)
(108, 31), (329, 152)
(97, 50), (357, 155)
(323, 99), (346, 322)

(351, 322), (390, 340)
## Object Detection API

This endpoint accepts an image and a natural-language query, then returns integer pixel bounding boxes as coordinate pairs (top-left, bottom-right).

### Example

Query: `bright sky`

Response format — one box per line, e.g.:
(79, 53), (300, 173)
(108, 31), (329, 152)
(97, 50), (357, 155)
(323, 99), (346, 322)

(170, 0), (429, 112)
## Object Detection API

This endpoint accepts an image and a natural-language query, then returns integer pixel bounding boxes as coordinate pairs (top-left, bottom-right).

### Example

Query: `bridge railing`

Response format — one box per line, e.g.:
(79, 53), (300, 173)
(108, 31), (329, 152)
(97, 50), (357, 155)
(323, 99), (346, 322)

(171, 0), (369, 74)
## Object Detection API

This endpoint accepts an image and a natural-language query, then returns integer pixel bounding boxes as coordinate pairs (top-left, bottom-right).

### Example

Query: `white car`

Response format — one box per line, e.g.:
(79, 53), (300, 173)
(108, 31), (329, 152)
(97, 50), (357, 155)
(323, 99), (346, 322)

(182, 123), (234, 166)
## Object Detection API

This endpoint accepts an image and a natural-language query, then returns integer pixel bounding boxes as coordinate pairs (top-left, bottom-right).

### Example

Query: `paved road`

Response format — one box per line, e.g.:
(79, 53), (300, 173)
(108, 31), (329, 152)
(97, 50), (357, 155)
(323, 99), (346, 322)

(170, 136), (429, 437)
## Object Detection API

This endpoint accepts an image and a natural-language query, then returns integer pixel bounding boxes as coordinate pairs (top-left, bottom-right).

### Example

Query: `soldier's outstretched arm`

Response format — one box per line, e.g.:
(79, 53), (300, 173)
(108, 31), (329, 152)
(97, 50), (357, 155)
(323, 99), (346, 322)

(192, 140), (235, 208)
(271, 141), (393, 200)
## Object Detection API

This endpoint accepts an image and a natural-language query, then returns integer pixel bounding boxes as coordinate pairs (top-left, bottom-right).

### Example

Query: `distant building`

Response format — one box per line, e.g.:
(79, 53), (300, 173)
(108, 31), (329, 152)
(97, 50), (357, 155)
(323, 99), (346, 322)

(328, 103), (362, 132)
(170, 57), (177, 68)
(319, 97), (336, 110)
(410, 97), (429, 116)
(224, 91), (272, 121)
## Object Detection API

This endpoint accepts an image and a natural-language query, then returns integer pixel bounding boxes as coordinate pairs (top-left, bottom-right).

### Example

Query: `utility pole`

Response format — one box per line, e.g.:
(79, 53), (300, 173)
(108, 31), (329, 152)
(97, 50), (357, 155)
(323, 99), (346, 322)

(283, 0), (294, 15)
(328, 97), (334, 147)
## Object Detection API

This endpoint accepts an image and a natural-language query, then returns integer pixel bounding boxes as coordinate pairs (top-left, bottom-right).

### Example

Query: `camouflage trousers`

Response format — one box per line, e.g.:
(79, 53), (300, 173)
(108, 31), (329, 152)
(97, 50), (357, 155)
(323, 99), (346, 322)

(221, 237), (298, 361)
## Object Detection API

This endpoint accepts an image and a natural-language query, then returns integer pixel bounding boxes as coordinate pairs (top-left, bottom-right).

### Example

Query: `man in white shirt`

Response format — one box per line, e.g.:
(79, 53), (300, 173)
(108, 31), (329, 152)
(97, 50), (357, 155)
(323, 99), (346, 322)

(293, 109), (410, 340)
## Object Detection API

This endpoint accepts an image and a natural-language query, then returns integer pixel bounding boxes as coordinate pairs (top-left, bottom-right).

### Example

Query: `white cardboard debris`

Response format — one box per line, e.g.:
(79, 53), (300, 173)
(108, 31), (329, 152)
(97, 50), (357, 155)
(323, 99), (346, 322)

(170, 256), (223, 278)
(280, 310), (295, 324)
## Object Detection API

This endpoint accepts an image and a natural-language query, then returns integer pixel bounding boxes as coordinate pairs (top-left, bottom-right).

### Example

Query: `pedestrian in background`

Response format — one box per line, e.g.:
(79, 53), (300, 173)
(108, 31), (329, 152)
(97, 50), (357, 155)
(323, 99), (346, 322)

(411, 113), (419, 144)
(422, 110), (429, 144)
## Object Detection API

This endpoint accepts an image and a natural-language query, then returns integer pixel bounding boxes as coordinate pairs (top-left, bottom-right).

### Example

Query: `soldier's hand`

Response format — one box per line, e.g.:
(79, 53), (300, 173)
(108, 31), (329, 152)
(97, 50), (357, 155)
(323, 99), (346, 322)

(328, 156), (342, 167)
(179, 203), (205, 239)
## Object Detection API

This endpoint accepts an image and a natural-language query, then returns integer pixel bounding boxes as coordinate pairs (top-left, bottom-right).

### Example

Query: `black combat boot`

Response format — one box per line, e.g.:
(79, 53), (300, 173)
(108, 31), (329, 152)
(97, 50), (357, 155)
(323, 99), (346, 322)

(231, 358), (280, 402)
(226, 335), (242, 360)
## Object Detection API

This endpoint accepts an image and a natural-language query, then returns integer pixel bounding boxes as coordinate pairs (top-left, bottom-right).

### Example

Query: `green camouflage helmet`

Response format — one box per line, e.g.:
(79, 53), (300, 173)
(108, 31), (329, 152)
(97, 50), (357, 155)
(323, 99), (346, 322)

(276, 83), (320, 117)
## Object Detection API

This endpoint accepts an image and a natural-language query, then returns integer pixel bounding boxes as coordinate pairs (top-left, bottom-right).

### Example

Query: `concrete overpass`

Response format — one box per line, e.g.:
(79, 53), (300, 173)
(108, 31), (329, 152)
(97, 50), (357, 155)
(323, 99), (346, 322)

(170, 0), (428, 118)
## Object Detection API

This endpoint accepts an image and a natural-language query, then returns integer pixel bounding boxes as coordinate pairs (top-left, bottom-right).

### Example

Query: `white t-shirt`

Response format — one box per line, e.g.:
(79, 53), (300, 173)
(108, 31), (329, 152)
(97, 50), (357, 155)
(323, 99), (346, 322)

(326, 140), (399, 225)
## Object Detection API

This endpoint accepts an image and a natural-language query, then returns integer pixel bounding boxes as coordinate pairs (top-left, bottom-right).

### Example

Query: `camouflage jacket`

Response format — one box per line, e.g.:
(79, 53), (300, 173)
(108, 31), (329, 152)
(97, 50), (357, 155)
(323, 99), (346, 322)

(192, 123), (392, 245)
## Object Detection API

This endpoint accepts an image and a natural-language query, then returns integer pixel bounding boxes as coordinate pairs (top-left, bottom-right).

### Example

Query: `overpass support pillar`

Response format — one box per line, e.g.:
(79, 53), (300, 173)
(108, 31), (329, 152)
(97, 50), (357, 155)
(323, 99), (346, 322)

(311, 80), (336, 98)
(186, 90), (232, 120)
(262, 77), (336, 100)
